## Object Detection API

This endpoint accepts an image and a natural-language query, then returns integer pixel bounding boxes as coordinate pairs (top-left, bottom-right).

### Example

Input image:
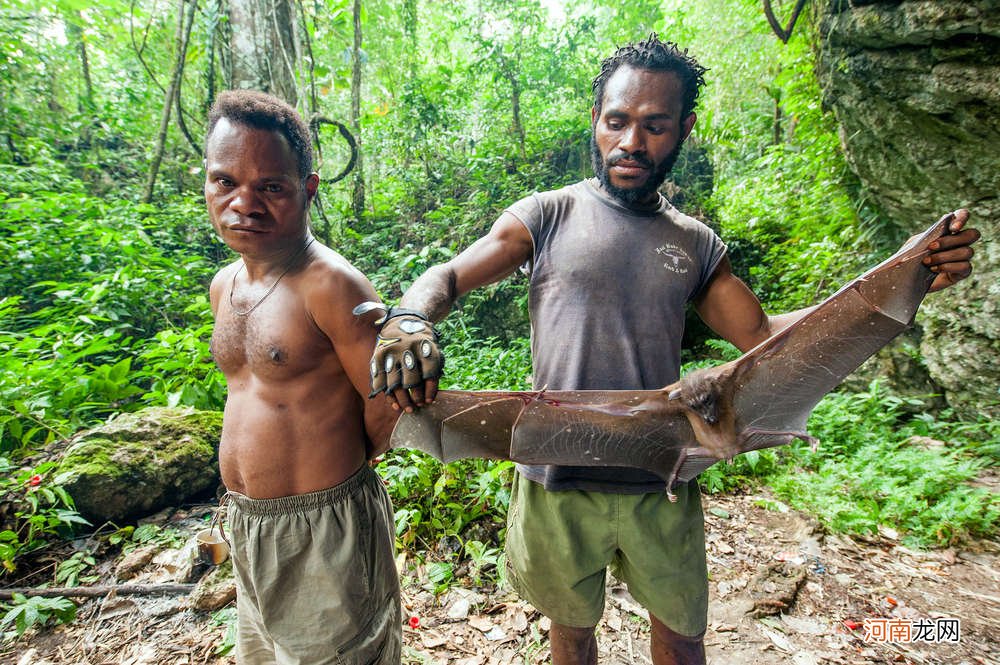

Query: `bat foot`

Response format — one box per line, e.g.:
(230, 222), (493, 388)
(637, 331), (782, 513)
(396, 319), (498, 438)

(666, 487), (678, 503)
(740, 429), (817, 451)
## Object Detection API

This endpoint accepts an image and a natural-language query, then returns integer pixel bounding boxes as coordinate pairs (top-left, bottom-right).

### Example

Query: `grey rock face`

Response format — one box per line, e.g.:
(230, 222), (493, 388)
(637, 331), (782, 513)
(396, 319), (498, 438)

(817, 0), (1000, 416)
(53, 407), (223, 523)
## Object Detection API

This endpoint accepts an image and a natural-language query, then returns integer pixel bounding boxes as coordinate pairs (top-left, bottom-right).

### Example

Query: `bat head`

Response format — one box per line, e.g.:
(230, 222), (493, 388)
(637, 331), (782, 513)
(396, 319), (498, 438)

(672, 364), (742, 459)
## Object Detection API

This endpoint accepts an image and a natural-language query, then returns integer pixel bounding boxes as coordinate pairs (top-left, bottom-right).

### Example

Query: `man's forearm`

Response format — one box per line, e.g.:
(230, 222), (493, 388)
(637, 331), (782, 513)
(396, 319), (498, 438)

(400, 264), (458, 323)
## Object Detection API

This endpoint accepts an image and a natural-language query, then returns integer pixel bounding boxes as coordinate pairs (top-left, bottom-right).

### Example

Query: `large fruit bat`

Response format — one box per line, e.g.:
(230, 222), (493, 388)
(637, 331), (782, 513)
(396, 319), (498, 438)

(390, 214), (954, 498)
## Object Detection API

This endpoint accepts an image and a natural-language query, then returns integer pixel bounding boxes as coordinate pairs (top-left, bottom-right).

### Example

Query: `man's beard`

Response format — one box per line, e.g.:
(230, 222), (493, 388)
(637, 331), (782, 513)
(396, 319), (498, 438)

(590, 134), (684, 207)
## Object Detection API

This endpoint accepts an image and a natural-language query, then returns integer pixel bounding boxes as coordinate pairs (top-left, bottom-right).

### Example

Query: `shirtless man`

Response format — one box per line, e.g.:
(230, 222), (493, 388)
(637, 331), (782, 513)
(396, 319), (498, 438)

(205, 90), (400, 664)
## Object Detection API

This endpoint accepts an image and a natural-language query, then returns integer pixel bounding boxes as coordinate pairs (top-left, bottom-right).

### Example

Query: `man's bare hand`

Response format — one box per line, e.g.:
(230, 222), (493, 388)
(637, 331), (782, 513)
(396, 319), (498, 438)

(923, 209), (980, 292)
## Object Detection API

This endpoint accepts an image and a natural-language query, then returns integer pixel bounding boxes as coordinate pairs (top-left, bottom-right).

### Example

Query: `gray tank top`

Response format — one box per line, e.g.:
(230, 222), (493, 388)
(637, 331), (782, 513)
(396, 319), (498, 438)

(506, 179), (727, 492)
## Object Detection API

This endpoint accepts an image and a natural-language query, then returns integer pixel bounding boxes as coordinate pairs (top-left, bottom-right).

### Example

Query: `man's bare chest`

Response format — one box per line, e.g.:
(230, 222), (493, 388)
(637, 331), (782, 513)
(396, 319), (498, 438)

(210, 301), (328, 380)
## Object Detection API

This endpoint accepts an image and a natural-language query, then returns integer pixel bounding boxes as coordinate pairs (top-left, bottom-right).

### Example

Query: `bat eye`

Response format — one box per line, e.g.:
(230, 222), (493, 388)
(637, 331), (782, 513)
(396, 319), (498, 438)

(400, 319), (426, 334)
(420, 340), (433, 357)
(403, 351), (416, 370)
(370, 359), (378, 377)
(384, 356), (395, 373)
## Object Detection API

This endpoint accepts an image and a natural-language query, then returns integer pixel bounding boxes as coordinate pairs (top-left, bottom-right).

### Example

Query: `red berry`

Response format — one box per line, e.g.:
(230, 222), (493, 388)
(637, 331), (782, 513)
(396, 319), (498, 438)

(28, 475), (42, 487)
(408, 616), (420, 629)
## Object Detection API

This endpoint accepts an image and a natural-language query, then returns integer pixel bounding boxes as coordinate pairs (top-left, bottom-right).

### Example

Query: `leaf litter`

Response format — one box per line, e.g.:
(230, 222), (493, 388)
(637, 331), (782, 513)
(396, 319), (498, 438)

(3, 488), (998, 664)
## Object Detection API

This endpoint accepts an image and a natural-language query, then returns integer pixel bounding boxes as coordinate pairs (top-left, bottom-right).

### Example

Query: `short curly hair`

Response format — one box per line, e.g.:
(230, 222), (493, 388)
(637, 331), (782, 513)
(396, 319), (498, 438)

(206, 90), (313, 179)
(592, 33), (708, 119)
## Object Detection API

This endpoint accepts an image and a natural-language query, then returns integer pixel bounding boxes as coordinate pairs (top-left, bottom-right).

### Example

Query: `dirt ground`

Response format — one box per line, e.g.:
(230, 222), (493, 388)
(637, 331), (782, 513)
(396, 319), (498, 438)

(3, 487), (998, 665)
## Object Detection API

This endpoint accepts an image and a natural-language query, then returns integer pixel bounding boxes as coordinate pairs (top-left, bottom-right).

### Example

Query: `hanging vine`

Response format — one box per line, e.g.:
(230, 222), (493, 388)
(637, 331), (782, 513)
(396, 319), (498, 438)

(309, 115), (359, 243)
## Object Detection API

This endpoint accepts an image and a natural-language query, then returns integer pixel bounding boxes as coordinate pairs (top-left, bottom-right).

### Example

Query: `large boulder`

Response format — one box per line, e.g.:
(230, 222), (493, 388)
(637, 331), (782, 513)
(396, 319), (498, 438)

(816, 0), (1000, 417)
(52, 407), (223, 524)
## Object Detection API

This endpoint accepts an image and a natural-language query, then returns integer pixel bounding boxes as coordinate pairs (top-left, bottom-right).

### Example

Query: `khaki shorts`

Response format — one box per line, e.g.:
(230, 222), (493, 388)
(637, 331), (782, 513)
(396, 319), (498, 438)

(226, 465), (401, 665)
(505, 473), (708, 637)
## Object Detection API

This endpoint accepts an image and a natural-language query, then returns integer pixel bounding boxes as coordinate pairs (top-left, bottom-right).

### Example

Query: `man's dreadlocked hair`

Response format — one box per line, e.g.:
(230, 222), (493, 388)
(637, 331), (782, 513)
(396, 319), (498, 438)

(591, 33), (708, 119)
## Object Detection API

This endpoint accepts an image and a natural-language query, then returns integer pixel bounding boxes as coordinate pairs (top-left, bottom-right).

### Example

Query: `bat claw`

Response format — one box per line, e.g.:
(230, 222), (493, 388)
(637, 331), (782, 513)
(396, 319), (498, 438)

(528, 385), (550, 403)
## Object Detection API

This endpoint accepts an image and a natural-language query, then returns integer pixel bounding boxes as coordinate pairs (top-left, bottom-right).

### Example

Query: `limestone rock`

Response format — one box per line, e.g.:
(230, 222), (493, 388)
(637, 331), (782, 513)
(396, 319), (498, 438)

(817, 0), (1000, 416)
(841, 328), (947, 412)
(52, 407), (223, 523)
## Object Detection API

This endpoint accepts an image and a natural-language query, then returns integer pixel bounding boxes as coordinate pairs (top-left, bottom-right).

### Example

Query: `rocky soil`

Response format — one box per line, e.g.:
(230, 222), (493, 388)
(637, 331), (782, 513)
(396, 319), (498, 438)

(3, 488), (998, 665)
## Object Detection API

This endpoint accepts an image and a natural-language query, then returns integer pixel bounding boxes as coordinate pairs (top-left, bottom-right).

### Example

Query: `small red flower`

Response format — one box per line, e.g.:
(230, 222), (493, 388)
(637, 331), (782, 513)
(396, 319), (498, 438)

(27, 474), (42, 487)
(408, 615), (420, 629)
(843, 619), (861, 631)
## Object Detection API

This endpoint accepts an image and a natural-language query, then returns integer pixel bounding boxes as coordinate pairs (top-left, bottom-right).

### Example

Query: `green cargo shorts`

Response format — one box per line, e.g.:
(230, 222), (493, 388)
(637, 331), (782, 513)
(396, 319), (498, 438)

(226, 465), (401, 665)
(505, 473), (708, 637)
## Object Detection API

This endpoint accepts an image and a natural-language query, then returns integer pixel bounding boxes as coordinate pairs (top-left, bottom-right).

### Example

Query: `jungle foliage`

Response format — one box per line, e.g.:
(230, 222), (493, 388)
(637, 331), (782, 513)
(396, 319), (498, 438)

(0, 0), (996, 601)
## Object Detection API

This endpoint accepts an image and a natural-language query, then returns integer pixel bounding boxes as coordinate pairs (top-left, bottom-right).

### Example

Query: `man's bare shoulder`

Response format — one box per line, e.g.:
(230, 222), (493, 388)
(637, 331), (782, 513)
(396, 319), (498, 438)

(300, 244), (379, 325)
(209, 259), (242, 313)
(303, 244), (373, 291)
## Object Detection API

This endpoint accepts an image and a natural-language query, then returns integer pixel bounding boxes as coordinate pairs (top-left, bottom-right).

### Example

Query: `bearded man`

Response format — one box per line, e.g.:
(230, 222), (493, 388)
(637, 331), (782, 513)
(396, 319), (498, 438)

(367, 35), (979, 664)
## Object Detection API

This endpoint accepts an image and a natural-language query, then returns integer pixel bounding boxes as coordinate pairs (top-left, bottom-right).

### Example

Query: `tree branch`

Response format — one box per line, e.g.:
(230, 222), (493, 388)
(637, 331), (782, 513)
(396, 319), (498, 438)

(0, 584), (195, 601)
(130, 0), (166, 94)
(762, 0), (808, 44)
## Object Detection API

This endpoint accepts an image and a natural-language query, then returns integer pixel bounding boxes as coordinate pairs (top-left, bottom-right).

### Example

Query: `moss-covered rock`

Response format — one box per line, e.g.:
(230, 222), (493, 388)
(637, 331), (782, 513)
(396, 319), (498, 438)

(54, 407), (223, 523)
(817, 0), (1000, 417)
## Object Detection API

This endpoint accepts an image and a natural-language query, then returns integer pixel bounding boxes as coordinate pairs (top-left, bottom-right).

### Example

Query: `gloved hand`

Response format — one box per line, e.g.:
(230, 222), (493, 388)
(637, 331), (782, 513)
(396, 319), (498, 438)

(354, 302), (444, 399)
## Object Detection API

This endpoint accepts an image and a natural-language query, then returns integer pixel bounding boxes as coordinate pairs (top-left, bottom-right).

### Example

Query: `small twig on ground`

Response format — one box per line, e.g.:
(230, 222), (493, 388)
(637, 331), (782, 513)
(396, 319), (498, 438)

(0, 583), (194, 600)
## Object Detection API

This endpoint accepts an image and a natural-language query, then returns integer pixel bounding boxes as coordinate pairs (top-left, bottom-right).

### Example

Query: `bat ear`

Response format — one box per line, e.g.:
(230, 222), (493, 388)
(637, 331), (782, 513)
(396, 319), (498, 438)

(668, 388), (682, 400)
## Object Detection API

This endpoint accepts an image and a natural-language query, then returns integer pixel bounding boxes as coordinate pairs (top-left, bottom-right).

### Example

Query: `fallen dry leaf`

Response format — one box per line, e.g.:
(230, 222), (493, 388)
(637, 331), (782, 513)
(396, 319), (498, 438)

(468, 615), (495, 632)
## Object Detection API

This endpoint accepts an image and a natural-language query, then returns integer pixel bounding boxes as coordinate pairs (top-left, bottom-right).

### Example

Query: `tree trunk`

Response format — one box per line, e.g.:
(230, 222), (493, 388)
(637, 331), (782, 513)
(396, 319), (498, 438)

(205, 0), (223, 112)
(142, 0), (197, 204)
(510, 73), (526, 160)
(66, 10), (94, 111)
(350, 0), (365, 220)
(227, 0), (300, 105)
(403, 0), (417, 81)
(773, 99), (783, 145)
(494, 45), (526, 161)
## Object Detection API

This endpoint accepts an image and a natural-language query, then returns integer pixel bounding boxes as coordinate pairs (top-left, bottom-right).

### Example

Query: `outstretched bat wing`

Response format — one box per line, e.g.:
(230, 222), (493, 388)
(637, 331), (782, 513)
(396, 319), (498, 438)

(726, 213), (948, 453)
(388, 214), (952, 489)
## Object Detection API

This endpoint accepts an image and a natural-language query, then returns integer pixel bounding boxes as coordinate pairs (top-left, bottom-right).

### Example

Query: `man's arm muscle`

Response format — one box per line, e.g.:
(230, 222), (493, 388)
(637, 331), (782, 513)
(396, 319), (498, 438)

(308, 264), (399, 457)
(401, 212), (534, 321)
(693, 256), (812, 353)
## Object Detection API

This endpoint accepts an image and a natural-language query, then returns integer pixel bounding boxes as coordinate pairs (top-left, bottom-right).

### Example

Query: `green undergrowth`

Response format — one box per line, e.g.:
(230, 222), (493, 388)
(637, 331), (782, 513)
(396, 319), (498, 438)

(701, 382), (998, 548)
(767, 385), (999, 547)
(0, 172), (226, 454)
